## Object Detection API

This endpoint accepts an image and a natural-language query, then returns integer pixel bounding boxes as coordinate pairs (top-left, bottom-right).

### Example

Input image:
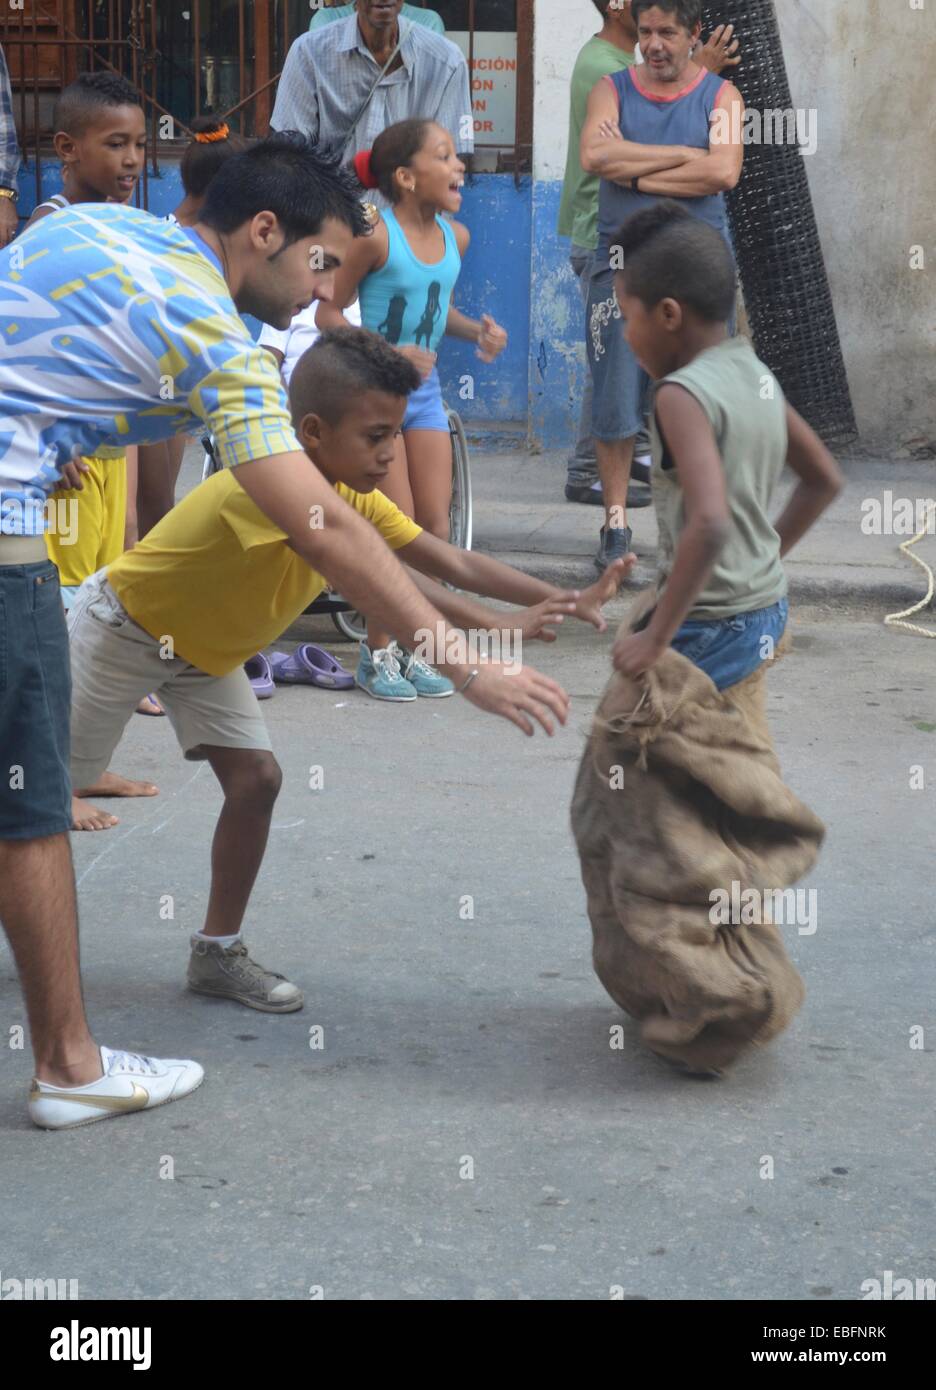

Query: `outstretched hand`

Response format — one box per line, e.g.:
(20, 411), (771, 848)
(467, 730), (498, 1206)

(517, 556), (635, 642)
(572, 556), (636, 631)
(517, 594), (580, 643)
(459, 662), (570, 737)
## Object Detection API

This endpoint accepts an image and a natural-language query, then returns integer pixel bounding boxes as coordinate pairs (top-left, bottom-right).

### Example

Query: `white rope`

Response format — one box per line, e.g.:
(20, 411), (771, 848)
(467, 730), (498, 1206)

(884, 500), (936, 638)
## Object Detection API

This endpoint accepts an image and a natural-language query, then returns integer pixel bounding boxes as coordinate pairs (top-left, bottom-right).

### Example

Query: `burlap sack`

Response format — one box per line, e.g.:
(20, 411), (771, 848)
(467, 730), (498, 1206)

(570, 597), (825, 1074)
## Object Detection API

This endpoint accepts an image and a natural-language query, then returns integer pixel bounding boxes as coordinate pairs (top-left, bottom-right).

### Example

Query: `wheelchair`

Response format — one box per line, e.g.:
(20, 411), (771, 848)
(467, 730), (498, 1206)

(201, 406), (473, 642)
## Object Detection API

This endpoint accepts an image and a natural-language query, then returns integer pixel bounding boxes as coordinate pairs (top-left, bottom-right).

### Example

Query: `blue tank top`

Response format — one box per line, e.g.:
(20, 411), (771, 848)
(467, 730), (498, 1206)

(359, 208), (461, 355)
(595, 65), (732, 273)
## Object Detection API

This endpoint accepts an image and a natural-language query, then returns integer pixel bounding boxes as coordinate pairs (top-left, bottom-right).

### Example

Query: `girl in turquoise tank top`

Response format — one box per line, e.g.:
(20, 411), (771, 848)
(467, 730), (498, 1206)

(317, 118), (508, 696)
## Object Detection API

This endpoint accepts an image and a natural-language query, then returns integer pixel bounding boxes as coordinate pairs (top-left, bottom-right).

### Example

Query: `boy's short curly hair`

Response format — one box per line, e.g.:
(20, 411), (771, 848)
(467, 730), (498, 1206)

(288, 327), (421, 428)
(611, 201), (736, 323)
(53, 71), (143, 138)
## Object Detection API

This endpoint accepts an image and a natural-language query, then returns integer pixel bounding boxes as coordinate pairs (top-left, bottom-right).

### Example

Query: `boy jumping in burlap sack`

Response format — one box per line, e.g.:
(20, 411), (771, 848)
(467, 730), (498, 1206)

(571, 202), (842, 1075)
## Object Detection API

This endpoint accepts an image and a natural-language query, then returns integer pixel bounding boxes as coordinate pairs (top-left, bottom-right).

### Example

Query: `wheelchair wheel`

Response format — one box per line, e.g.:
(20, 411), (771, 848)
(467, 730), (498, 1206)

(332, 606), (366, 642)
(447, 407), (473, 551)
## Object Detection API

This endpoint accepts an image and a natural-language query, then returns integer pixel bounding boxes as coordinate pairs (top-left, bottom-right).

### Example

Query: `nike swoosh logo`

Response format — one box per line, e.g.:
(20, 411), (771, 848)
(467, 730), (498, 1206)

(30, 1081), (150, 1111)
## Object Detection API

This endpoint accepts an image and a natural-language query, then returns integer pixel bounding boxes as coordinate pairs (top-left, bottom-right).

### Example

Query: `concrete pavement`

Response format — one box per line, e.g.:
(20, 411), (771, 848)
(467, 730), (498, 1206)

(1, 446), (934, 1300)
(472, 449), (936, 614)
(1, 621), (934, 1298)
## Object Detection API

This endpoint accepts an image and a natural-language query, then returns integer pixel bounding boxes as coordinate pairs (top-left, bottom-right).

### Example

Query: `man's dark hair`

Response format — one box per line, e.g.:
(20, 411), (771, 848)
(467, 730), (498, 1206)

(289, 327), (421, 428)
(591, 0), (610, 15)
(631, 0), (701, 30)
(53, 71), (143, 137)
(611, 201), (736, 322)
(200, 132), (370, 247)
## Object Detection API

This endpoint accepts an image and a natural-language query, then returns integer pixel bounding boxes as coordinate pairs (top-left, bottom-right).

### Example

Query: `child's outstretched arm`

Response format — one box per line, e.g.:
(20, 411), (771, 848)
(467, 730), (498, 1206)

(405, 567), (579, 644)
(397, 529), (633, 634)
(614, 384), (730, 678)
(773, 403), (844, 555)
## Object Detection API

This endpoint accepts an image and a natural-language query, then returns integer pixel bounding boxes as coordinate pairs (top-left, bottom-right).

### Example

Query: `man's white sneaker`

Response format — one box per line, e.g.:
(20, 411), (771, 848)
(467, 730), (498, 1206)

(28, 1045), (204, 1131)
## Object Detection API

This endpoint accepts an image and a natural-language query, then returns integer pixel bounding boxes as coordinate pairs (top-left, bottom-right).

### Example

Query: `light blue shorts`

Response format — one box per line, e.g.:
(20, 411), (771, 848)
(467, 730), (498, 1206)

(403, 366), (448, 433)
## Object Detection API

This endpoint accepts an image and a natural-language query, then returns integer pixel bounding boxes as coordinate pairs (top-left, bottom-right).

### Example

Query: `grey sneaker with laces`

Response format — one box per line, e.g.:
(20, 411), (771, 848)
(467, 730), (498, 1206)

(187, 938), (303, 1013)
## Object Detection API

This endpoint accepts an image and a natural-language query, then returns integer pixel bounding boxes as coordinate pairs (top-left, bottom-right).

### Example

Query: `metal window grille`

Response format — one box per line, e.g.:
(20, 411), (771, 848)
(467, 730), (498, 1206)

(1, 0), (533, 213)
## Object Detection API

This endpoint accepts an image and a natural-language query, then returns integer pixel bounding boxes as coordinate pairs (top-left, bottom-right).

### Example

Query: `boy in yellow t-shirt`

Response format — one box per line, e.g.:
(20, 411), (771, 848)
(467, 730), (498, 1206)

(66, 328), (630, 1015)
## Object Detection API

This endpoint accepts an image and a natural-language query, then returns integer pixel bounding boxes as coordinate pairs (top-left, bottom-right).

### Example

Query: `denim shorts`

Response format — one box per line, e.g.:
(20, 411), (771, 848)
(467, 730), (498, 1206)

(671, 599), (789, 692)
(403, 366), (448, 433)
(0, 560), (72, 839)
(585, 267), (650, 443)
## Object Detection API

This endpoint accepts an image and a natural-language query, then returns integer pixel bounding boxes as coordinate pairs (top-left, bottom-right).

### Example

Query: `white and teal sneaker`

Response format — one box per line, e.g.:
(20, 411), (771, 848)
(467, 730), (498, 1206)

(356, 643), (417, 702)
(392, 642), (455, 698)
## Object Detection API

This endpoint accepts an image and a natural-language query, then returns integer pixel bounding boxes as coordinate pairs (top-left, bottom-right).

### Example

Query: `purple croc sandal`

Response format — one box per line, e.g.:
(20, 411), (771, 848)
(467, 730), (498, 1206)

(244, 652), (275, 699)
(269, 643), (355, 690)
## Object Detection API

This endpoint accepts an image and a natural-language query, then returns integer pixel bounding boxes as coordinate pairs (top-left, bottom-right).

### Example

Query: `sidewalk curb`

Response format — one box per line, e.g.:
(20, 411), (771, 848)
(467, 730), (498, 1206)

(478, 549), (931, 614)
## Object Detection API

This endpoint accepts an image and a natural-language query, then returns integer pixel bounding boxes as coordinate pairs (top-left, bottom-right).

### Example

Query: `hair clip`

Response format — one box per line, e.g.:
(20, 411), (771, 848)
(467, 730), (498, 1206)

(194, 124), (230, 144)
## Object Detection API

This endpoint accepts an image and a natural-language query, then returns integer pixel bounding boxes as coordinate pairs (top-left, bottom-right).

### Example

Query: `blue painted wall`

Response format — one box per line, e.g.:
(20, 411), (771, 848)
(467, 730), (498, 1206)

(529, 179), (585, 455)
(17, 159), (185, 219)
(17, 164), (581, 449)
(437, 174), (531, 427)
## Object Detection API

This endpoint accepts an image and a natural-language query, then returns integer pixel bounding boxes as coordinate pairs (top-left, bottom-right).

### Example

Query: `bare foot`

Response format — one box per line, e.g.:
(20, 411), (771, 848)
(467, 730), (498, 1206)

(74, 770), (159, 799)
(136, 692), (164, 716)
(71, 796), (119, 832)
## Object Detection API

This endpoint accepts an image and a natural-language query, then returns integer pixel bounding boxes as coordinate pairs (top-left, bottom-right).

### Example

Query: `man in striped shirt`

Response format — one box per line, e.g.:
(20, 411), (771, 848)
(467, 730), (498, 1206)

(271, 0), (473, 192)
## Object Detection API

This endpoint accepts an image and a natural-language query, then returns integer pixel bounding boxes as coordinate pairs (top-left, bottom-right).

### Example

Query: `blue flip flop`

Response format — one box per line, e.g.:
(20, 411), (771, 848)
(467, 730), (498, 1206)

(269, 643), (354, 690)
(244, 652), (275, 699)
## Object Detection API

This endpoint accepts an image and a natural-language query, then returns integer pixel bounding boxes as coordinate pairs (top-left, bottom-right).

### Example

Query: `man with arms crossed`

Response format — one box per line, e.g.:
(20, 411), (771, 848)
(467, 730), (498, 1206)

(580, 0), (743, 572)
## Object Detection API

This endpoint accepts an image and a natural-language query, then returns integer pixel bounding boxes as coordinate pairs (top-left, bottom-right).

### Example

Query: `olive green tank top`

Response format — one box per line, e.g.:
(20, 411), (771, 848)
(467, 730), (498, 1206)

(650, 337), (789, 620)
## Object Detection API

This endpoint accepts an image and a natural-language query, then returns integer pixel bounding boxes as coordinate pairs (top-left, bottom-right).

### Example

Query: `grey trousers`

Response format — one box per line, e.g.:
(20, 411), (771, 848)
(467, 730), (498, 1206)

(568, 244), (598, 484)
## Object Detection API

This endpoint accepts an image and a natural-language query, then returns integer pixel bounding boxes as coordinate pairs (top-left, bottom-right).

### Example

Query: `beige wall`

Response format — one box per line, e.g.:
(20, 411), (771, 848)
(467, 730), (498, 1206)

(780, 0), (935, 448)
(535, 0), (936, 449)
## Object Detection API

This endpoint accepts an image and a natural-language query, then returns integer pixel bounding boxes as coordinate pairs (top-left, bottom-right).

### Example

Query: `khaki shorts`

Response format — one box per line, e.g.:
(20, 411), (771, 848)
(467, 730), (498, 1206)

(67, 570), (272, 789)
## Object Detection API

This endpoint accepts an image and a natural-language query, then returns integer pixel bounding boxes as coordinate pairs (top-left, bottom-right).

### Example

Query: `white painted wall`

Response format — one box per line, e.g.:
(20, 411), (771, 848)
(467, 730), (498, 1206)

(532, 0), (600, 181)
(531, 0), (936, 446)
(778, 0), (936, 447)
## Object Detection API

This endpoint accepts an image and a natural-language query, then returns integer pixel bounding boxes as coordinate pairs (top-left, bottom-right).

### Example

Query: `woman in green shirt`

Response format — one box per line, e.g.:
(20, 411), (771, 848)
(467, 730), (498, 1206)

(559, 1), (639, 505)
